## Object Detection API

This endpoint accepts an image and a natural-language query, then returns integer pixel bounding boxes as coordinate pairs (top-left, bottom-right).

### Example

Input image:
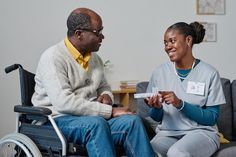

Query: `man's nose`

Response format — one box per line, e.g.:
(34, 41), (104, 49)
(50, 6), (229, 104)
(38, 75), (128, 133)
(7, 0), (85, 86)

(100, 33), (104, 39)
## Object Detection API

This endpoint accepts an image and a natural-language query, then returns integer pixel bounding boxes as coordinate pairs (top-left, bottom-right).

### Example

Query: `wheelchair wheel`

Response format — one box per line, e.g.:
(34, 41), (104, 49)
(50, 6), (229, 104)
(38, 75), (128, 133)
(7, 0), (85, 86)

(0, 132), (42, 157)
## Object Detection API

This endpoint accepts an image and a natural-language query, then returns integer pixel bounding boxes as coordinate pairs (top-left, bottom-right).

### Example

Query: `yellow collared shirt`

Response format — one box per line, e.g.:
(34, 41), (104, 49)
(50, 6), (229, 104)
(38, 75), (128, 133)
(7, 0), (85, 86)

(64, 37), (91, 71)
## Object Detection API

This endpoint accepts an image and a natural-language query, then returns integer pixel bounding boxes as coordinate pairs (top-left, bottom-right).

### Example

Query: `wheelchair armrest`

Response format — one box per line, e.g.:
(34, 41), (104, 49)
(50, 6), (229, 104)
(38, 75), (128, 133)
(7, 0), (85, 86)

(14, 105), (52, 116)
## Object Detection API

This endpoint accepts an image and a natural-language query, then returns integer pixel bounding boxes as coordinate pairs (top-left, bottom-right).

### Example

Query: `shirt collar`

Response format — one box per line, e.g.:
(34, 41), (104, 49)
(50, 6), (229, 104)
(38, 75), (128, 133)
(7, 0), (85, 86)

(64, 37), (91, 70)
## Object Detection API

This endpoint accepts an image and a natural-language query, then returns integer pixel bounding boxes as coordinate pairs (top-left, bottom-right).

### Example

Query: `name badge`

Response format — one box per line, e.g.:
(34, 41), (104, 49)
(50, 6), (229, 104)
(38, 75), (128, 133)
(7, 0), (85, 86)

(186, 81), (205, 96)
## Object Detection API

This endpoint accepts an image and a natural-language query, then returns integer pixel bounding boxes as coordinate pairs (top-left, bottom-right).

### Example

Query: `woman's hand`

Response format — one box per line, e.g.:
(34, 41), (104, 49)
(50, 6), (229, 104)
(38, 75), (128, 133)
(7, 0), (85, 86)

(144, 94), (163, 109)
(159, 91), (182, 108)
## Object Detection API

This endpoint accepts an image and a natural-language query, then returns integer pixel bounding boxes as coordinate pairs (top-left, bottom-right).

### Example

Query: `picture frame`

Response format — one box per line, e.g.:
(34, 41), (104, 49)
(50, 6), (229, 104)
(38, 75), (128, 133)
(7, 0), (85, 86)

(201, 22), (217, 42)
(196, 0), (225, 15)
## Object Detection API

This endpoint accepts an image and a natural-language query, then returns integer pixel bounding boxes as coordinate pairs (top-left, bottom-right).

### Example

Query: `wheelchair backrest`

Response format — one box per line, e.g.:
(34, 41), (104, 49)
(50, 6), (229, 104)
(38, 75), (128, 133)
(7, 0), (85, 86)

(19, 67), (35, 107)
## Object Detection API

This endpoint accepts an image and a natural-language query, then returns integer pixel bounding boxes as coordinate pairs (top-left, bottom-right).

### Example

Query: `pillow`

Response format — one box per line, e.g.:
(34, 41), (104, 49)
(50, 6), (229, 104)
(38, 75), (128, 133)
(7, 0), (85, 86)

(219, 132), (230, 144)
(216, 125), (230, 144)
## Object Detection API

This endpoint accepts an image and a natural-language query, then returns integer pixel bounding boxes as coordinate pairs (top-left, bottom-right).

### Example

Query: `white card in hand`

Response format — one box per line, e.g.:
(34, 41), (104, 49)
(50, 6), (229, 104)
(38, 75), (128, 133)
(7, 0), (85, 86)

(134, 93), (155, 99)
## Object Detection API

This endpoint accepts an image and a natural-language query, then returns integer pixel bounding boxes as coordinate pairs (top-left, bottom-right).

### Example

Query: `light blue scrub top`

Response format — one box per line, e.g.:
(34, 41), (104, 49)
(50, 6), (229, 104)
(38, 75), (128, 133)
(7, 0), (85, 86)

(147, 60), (225, 138)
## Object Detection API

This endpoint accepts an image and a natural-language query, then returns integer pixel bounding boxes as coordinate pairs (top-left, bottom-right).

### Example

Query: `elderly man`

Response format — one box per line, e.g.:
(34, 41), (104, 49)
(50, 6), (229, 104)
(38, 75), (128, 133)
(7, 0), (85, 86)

(32, 8), (155, 157)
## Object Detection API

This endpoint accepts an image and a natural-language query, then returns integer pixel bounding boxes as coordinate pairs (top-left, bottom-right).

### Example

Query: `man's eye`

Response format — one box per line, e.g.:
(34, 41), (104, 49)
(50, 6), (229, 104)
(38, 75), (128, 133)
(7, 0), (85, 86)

(171, 39), (176, 44)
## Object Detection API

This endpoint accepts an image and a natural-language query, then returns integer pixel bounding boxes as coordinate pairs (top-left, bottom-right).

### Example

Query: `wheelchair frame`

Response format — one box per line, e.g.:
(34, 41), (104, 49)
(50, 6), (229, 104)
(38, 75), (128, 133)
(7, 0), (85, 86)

(0, 64), (86, 157)
(0, 64), (125, 157)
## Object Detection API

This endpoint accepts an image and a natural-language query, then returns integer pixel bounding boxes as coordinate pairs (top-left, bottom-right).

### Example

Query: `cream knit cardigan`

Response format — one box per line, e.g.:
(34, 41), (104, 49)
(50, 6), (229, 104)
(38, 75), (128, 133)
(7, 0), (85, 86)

(32, 41), (113, 119)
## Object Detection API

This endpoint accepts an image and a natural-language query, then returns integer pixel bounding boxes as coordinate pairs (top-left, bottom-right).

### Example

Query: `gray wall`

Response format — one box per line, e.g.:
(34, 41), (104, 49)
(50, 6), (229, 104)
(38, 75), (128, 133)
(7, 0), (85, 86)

(1, 0), (236, 137)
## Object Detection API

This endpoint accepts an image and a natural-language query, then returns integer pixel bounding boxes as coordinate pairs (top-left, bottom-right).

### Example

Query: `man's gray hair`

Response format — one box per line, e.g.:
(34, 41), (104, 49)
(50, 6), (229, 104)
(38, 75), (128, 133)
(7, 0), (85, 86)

(67, 12), (91, 37)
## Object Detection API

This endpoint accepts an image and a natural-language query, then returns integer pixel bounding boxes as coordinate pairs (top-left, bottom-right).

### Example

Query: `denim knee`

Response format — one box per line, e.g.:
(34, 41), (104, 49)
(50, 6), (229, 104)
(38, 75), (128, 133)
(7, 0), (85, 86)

(60, 116), (109, 130)
(84, 116), (109, 130)
(122, 115), (142, 125)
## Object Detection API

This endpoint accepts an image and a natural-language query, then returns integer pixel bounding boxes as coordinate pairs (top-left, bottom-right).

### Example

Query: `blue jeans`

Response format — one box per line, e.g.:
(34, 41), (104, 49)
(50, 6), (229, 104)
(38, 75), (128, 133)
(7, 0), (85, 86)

(52, 115), (155, 157)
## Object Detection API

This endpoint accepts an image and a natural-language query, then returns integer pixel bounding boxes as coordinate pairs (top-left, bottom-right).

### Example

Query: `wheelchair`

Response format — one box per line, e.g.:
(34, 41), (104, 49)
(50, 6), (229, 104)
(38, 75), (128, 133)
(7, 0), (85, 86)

(0, 64), (125, 157)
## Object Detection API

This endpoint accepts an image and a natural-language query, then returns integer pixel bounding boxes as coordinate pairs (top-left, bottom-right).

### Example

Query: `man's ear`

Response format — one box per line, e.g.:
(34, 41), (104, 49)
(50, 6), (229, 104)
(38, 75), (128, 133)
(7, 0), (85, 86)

(75, 30), (82, 39)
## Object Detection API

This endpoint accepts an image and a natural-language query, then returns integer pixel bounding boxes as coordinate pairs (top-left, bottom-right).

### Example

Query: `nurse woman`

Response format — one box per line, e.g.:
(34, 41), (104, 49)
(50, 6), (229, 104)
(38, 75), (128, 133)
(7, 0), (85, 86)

(145, 21), (225, 157)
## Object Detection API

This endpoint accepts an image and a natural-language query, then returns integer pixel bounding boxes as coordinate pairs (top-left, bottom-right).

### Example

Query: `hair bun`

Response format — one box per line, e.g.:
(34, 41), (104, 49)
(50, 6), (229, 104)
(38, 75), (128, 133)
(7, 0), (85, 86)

(190, 22), (205, 44)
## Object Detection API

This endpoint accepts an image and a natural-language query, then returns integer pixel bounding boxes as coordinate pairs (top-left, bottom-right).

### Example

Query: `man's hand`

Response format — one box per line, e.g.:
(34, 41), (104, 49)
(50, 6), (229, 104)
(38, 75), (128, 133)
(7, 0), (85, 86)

(97, 94), (112, 105)
(112, 107), (133, 117)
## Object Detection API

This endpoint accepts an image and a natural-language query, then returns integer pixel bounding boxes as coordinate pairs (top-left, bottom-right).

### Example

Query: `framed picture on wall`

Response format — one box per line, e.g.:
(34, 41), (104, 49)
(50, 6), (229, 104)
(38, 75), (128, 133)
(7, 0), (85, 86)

(196, 0), (225, 15)
(201, 22), (217, 42)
